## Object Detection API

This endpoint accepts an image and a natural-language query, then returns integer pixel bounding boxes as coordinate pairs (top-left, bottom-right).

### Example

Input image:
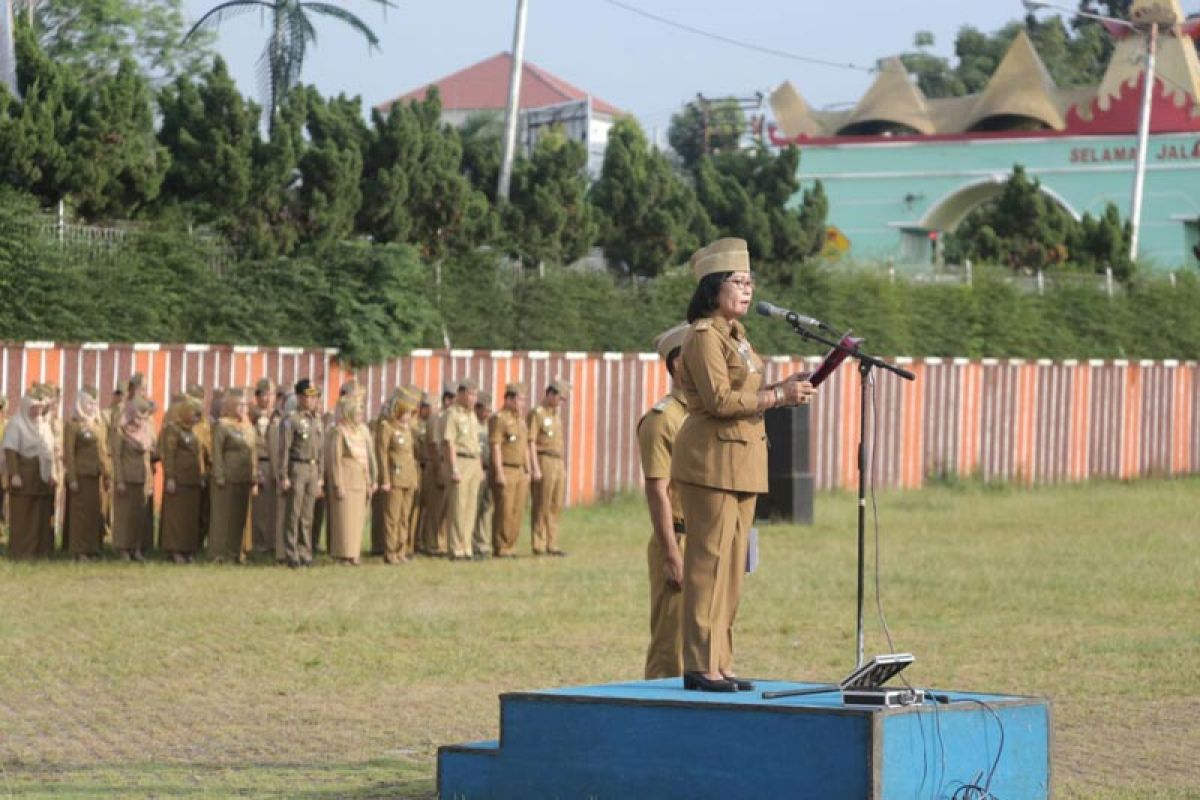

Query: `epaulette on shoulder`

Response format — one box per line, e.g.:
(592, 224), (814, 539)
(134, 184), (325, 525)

(693, 319), (713, 331)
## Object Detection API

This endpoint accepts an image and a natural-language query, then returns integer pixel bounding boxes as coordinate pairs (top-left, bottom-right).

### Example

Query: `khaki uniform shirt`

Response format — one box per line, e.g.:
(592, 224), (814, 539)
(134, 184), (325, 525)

(252, 408), (275, 481)
(64, 418), (111, 483)
(489, 407), (529, 468)
(280, 411), (325, 476)
(636, 388), (688, 522)
(442, 405), (481, 457)
(412, 417), (429, 465)
(212, 420), (256, 484)
(161, 423), (205, 486)
(671, 316), (768, 493)
(528, 405), (563, 456)
(377, 417), (420, 489)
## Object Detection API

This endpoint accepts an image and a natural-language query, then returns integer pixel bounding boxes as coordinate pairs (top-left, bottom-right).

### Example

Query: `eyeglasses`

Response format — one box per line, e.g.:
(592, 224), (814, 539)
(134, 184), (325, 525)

(724, 275), (756, 291)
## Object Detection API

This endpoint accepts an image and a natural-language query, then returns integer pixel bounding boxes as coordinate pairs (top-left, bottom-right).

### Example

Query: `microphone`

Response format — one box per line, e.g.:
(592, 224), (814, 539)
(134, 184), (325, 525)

(756, 300), (829, 331)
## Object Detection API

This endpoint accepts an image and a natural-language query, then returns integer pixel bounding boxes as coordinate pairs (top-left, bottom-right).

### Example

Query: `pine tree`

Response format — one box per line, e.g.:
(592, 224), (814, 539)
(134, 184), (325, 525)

(505, 128), (598, 268)
(590, 118), (712, 277)
(156, 57), (258, 228)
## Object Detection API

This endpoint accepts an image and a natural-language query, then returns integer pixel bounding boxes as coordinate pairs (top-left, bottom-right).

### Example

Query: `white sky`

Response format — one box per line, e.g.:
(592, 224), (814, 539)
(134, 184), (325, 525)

(182, 0), (1200, 134)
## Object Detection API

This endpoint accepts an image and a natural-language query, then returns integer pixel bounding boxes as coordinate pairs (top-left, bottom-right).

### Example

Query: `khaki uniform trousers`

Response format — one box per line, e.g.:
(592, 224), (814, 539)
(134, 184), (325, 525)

(273, 482), (288, 561)
(210, 482), (252, 562)
(645, 529), (686, 679)
(678, 482), (753, 676)
(530, 454), (564, 553)
(446, 457), (482, 558)
(419, 461), (446, 554)
(407, 474), (423, 555)
(491, 466), (528, 556)
(251, 467), (276, 554)
(283, 463), (320, 564)
(472, 480), (493, 556)
(381, 486), (415, 561)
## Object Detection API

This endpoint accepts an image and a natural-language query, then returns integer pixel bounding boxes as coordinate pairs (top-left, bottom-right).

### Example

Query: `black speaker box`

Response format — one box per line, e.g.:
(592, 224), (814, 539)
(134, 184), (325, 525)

(756, 405), (815, 525)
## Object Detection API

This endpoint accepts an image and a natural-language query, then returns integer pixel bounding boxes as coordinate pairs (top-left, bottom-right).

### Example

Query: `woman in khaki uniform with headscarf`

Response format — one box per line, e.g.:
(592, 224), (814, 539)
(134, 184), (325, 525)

(671, 238), (816, 692)
(160, 395), (207, 562)
(376, 387), (421, 564)
(209, 390), (256, 563)
(2, 390), (57, 558)
(112, 397), (156, 562)
(64, 386), (110, 560)
(326, 395), (376, 565)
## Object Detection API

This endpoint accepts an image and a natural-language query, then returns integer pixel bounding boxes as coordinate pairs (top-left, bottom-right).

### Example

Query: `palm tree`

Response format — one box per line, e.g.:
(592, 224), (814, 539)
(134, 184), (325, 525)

(184, 0), (395, 129)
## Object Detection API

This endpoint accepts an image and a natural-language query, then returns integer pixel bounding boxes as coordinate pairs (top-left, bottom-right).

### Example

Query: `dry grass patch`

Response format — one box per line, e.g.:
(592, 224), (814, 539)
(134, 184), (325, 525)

(0, 478), (1196, 798)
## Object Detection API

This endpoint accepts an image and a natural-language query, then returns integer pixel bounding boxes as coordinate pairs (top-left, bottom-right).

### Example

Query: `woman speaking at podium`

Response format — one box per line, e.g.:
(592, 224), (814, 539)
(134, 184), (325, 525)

(671, 238), (816, 692)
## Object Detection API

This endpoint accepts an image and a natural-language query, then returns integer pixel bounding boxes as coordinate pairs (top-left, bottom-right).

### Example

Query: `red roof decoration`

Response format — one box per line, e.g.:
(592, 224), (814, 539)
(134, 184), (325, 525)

(1064, 73), (1200, 135)
(376, 52), (623, 116)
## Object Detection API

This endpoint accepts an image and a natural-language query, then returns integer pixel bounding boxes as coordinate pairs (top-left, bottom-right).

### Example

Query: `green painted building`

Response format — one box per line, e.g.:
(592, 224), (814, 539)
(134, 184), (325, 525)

(769, 2), (1200, 270)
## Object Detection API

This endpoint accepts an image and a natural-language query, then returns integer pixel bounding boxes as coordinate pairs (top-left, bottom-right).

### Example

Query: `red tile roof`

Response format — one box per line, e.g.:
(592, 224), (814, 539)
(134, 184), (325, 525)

(376, 52), (623, 116)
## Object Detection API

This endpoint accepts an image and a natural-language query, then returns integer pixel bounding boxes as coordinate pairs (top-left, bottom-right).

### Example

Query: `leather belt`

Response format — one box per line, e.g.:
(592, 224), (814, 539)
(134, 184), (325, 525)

(502, 462), (525, 468)
(291, 458), (318, 465)
(537, 451), (562, 458)
(456, 452), (478, 459)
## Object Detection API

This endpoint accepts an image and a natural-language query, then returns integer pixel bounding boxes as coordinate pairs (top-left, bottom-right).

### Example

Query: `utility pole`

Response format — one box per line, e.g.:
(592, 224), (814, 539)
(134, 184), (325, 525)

(496, 0), (529, 202)
(0, 0), (16, 99)
(695, 92), (765, 156)
(1128, 21), (1158, 262)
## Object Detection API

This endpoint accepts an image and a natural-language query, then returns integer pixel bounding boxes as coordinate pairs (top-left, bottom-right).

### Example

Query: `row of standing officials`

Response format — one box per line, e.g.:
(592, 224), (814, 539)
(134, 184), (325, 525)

(1, 234), (815, 695)
(0, 373), (575, 566)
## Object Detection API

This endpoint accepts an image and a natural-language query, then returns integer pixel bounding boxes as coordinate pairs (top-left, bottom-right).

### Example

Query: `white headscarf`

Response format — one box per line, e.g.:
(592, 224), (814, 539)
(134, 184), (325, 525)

(2, 394), (56, 482)
(74, 387), (101, 425)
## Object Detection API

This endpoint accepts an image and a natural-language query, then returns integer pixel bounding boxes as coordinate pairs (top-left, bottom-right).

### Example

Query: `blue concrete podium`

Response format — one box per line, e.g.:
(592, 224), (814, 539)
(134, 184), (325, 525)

(438, 679), (1050, 799)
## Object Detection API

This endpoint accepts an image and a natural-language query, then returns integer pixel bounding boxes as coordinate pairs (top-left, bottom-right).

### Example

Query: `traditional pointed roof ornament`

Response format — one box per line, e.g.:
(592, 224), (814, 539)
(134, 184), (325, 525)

(965, 30), (1066, 131)
(836, 58), (935, 136)
(768, 81), (827, 139)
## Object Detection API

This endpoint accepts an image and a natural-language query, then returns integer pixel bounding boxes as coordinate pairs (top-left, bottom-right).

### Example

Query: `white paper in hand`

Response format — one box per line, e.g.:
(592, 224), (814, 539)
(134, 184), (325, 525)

(746, 527), (759, 574)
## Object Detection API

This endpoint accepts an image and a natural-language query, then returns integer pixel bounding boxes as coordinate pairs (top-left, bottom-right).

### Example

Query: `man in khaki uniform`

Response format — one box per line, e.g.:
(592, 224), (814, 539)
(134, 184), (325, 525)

(250, 378), (278, 556)
(529, 379), (570, 556)
(419, 385), (455, 556)
(279, 378), (325, 567)
(488, 382), (530, 558)
(637, 323), (690, 679)
(442, 378), (482, 560)
(471, 392), (494, 560)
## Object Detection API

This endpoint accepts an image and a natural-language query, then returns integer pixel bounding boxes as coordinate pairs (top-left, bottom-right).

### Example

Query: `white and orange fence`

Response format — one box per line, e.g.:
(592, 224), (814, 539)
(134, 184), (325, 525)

(6, 342), (1197, 503)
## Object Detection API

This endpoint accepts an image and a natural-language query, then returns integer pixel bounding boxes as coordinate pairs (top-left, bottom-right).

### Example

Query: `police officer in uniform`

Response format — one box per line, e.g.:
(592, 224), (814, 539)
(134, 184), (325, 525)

(488, 382), (530, 558)
(250, 378), (279, 556)
(637, 323), (690, 679)
(442, 378), (482, 561)
(529, 379), (570, 556)
(671, 238), (816, 692)
(471, 391), (494, 560)
(279, 379), (325, 567)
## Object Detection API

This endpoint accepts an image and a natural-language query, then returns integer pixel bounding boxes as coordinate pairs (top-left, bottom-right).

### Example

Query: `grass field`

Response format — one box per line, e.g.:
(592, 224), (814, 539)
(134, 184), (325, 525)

(0, 478), (1197, 799)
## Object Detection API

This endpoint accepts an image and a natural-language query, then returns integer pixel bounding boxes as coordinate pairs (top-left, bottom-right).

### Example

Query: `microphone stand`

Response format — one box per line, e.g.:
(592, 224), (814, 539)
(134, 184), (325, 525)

(762, 318), (915, 701)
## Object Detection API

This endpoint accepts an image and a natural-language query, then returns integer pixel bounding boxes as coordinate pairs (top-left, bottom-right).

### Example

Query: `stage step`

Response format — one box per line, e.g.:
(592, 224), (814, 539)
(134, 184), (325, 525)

(438, 678), (1050, 799)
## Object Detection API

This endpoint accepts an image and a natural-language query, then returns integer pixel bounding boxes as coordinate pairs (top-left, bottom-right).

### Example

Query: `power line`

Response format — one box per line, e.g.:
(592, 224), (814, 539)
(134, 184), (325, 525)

(603, 0), (876, 73)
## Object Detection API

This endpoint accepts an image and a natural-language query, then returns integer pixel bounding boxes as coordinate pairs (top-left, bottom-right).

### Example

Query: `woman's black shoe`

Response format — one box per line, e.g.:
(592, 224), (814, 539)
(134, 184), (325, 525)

(683, 672), (736, 692)
(725, 676), (755, 691)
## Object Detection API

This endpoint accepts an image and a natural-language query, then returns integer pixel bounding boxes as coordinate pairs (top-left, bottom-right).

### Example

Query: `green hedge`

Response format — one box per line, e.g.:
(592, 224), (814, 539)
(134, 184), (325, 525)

(3, 189), (1198, 362)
